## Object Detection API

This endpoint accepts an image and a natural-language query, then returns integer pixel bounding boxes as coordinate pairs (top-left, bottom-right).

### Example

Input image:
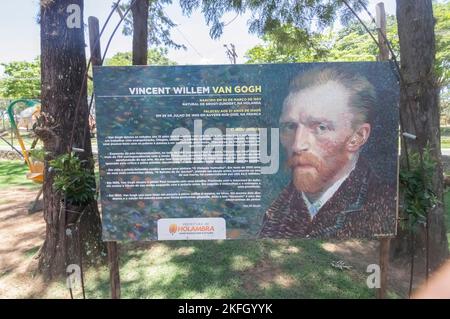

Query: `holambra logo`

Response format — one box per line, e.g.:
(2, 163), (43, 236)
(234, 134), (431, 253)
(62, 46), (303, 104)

(158, 218), (226, 240)
(169, 224), (178, 235)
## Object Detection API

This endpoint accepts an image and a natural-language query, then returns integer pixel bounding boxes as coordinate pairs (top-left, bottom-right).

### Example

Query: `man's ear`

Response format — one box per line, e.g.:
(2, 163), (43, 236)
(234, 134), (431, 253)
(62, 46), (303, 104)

(346, 123), (371, 152)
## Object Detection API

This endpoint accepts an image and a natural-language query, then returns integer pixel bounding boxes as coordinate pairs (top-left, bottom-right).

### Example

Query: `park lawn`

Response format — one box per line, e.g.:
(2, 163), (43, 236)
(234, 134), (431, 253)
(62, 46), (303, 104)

(441, 127), (450, 148)
(38, 240), (375, 299)
(445, 189), (450, 250)
(0, 159), (377, 298)
(442, 137), (450, 149)
(0, 162), (371, 298)
(0, 160), (41, 189)
(0, 159), (99, 188)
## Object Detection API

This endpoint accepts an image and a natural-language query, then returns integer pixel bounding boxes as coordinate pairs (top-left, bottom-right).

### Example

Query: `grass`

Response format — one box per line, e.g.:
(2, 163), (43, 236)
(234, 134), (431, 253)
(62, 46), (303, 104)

(4, 158), (371, 298)
(43, 240), (374, 299)
(3, 158), (448, 298)
(445, 189), (450, 250)
(442, 136), (450, 149)
(442, 127), (450, 148)
(0, 160), (41, 189)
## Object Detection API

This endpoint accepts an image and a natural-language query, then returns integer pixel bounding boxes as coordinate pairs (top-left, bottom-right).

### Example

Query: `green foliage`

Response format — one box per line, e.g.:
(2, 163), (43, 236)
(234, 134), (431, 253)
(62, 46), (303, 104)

(329, 15), (399, 61)
(245, 15), (399, 63)
(442, 90), (450, 117)
(241, 0), (443, 67)
(180, 0), (245, 39)
(245, 24), (332, 63)
(434, 1), (450, 87)
(441, 126), (450, 137)
(245, 1), (449, 115)
(435, 1), (450, 117)
(49, 153), (95, 206)
(121, 0), (185, 49)
(29, 147), (47, 163)
(105, 51), (133, 66)
(111, 0), (365, 44)
(180, 0), (366, 40)
(105, 48), (176, 66)
(399, 147), (439, 232)
(0, 57), (40, 99)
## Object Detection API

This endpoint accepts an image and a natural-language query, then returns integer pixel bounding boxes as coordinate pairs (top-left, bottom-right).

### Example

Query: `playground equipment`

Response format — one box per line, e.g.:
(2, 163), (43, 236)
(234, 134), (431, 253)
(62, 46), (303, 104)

(7, 99), (44, 212)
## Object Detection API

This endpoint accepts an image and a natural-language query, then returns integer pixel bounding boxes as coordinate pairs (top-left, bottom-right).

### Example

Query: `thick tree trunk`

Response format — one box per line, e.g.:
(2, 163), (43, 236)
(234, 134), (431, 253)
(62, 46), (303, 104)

(39, 0), (104, 279)
(392, 0), (448, 271)
(131, 0), (148, 65)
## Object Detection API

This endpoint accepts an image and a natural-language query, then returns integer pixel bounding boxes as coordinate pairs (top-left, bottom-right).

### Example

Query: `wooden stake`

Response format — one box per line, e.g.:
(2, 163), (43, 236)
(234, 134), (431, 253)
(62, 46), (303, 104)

(107, 242), (121, 299)
(376, 2), (391, 299)
(88, 16), (121, 299)
(88, 17), (102, 66)
(377, 238), (391, 299)
(376, 2), (390, 61)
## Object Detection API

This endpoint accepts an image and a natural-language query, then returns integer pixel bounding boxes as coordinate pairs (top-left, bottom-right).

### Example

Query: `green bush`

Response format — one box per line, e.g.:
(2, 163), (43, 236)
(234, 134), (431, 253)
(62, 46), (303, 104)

(49, 152), (95, 205)
(399, 147), (438, 231)
(441, 127), (450, 137)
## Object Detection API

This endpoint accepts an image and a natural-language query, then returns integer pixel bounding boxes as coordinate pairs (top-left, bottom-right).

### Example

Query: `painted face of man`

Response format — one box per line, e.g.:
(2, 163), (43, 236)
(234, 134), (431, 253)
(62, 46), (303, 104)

(280, 81), (370, 195)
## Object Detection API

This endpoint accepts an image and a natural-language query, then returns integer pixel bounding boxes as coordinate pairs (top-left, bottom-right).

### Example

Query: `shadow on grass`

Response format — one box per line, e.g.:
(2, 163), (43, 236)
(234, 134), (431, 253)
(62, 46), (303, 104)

(83, 240), (374, 299)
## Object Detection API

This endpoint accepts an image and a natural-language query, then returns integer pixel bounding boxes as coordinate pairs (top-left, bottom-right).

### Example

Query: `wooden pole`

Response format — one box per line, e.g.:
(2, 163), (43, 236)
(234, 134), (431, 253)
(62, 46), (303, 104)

(377, 238), (391, 299)
(88, 16), (121, 299)
(88, 17), (102, 66)
(131, 0), (149, 65)
(376, 2), (391, 299)
(376, 2), (390, 61)
(107, 242), (121, 299)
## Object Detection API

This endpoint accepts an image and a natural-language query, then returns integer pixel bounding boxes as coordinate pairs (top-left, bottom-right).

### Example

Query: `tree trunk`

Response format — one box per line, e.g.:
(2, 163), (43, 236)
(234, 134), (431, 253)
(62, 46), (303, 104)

(131, 0), (148, 65)
(39, 0), (104, 279)
(392, 0), (448, 271)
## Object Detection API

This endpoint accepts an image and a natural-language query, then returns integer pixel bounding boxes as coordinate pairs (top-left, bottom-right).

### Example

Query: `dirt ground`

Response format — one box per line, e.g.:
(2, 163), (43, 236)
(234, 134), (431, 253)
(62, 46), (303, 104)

(0, 187), (47, 298)
(0, 186), (428, 299)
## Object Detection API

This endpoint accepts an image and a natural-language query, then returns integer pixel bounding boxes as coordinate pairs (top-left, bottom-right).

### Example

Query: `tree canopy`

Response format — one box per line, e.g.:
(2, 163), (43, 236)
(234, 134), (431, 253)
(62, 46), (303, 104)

(105, 48), (176, 66)
(0, 58), (40, 99)
(120, 0), (185, 49)
(118, 0), (366, 52)
(245, 1), (447, 80)
(244, 1), (449, 113)
(244, 15), (399, 63)
(434, 1), (450, 87)
(180, 0), (366, 39)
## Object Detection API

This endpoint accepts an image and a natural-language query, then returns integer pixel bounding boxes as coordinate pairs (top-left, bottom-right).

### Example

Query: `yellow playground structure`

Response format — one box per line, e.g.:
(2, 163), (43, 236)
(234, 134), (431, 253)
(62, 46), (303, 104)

(6, 99), (44, 212)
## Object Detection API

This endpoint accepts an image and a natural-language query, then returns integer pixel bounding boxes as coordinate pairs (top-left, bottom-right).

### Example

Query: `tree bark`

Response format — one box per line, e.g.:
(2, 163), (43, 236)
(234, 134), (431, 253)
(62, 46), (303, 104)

(393, 0), (448, 271)
(131, 0), (149, 65)
(39, 0), (104, 279)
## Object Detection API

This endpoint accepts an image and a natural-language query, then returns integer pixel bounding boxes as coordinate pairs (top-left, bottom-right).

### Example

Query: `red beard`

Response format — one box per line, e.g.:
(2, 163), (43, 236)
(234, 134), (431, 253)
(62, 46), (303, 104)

(287, 152), (348, 194)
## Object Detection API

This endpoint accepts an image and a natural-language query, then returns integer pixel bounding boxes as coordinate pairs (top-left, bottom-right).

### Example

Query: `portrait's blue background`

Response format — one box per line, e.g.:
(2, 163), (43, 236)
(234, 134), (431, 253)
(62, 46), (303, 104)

(94, 62), (399, 241)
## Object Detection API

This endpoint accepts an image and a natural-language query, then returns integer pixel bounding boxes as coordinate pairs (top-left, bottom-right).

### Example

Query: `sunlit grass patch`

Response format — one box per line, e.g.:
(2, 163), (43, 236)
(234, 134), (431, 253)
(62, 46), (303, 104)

(0, 160), (41, 189)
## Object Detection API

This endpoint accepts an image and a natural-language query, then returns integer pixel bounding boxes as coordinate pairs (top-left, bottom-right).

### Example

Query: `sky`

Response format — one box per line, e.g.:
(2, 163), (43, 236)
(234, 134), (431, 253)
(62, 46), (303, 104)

(0, 0), (397, 74)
